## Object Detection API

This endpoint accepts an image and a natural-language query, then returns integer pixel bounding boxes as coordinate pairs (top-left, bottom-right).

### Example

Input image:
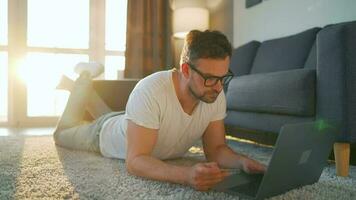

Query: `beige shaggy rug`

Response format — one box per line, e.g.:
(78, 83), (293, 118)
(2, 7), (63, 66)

(1, 128), (356, 200)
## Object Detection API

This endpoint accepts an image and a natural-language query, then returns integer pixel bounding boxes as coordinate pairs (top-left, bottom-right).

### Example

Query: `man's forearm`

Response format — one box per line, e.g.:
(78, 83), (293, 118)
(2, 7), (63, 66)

(126, 155), (190, 185)
(210, 145), (247, 169)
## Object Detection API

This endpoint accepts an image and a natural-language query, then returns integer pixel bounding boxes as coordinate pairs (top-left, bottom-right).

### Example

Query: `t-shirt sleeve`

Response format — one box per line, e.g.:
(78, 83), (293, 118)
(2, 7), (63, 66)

(210, 90), (227, 122)
(125, 89), (160, 129)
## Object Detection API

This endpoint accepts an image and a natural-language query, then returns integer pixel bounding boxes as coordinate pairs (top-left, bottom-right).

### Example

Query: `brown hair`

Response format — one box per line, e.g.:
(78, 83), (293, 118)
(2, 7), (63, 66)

(180, 30), (232, 66)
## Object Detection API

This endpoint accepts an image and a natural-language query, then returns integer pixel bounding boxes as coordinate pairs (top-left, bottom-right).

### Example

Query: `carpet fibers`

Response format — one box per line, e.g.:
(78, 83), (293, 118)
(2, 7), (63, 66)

(1, 128), (356, 200)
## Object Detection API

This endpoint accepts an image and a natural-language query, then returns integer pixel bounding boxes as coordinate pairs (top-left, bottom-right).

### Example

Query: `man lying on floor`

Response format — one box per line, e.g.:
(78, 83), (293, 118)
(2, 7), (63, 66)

(54, 30), (266, 191)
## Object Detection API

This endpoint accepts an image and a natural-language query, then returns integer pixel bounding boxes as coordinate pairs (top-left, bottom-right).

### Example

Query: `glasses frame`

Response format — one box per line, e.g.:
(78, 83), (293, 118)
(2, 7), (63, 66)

(188, 62), (234, 87)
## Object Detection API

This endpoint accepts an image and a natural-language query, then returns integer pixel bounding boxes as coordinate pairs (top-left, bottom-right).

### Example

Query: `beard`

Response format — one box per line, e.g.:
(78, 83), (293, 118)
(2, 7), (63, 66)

(188, 84), (220, 103)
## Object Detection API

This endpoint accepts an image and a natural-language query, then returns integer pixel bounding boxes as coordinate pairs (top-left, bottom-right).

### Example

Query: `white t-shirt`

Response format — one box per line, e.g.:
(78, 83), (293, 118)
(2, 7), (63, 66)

(99, 69), (226, 160)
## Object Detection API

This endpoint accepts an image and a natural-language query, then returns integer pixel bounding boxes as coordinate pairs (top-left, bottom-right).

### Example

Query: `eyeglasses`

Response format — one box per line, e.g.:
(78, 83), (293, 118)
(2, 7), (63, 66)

(188, 62), (234, 87)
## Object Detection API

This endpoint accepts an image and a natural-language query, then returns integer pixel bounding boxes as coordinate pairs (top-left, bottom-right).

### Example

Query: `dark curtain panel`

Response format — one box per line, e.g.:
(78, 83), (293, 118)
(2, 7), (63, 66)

(125, 0), (173, 78)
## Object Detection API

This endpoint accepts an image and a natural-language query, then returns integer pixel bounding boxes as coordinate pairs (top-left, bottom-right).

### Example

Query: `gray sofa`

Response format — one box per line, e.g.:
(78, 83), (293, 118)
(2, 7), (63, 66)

(225, 20), (356, 176)
(90, 21), (356, 177)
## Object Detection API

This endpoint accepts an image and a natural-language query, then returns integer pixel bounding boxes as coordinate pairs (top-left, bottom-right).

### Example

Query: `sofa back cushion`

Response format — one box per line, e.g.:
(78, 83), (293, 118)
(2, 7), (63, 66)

(250, 27), (321, 74)
(229, 41), (260, 76)
(226, 69), (316, 117)
(304, 42), (317, 69)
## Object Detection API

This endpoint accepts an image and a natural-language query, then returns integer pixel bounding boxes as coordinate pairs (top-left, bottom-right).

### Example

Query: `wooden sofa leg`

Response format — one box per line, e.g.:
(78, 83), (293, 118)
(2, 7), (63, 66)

(333, 143), (350, 177)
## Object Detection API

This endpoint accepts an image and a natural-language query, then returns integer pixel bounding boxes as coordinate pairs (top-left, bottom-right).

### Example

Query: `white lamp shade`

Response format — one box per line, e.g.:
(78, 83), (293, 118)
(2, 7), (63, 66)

(173, 7), (209, 39)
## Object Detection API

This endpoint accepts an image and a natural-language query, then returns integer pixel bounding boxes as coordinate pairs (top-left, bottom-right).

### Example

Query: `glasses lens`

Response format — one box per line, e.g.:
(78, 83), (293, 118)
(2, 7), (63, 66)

(205, 78), (218, 87)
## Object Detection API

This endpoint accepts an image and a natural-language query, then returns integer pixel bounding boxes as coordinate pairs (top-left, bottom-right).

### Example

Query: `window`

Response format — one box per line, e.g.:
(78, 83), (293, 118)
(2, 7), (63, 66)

(106, 0), (127, 51)
(105, 56), (125, 80)
(105, 0), (127, 80)
(0, 0), (7, 45)
(0, 53), (7, 121)
(27, 0), (89, 49)
(4, 0), (128, 126)
(25, 0), (90, 117)
(0, 0), (8, 122)
(21, 53), (88, 116)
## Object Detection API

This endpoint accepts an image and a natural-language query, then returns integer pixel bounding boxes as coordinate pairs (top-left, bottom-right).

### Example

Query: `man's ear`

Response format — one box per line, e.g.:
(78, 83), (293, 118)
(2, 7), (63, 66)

(181, 63), (190, 78)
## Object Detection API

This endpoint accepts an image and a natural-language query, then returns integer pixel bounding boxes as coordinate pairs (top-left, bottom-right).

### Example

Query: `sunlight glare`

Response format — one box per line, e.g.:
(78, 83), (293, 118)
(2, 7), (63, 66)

(19, 53), (88, 116)
(0, 52), (8, 121)
(106, 0), (127, 51)
(105, 56), (125, 80)
(27, 0), (89, 48)
(0, 129), (10, 137)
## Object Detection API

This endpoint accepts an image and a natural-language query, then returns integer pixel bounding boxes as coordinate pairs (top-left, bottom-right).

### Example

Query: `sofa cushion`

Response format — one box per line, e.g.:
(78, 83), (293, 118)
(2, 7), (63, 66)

(230, 41), (260, 76)
(250, 27), (321, 74)
(226, 69), (316, 116)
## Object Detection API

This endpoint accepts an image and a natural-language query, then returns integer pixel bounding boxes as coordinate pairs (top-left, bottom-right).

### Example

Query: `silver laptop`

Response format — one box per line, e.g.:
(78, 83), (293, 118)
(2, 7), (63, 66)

(214, 121), (338, 200)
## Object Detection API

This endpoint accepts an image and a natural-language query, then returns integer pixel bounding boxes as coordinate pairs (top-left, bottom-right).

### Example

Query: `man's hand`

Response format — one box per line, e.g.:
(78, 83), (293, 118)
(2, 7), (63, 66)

(186, 162), (229, 191)
(241, 157), (267, 174)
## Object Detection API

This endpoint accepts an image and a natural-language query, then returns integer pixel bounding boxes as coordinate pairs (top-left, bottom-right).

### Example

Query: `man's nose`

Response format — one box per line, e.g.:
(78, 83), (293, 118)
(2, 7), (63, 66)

(212, 80), (223, 92)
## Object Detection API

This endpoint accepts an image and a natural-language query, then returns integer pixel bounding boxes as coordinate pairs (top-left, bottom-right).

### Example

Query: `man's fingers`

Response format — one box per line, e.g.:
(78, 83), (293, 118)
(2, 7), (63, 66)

(196, 164), (219, 175)
(204, 162), (219, 168)
(261, 164), (267, 172)
(193, 172), (227, 189)
(198, 178), (225, 189)
(244, 160), (267, 174)
(191, 163), (232, 191)
(199, 173), (227, 182)
(196, 169), (228, 181)
(195, 162), (232, 180)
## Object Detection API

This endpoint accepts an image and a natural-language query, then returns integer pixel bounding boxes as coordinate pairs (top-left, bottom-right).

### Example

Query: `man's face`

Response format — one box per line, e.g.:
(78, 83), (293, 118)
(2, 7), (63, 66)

(187, 57), (230, 103)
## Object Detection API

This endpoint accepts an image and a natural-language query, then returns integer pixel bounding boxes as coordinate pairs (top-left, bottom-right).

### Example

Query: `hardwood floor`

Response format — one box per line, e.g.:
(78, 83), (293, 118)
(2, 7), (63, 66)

(0, 127), (55, 137)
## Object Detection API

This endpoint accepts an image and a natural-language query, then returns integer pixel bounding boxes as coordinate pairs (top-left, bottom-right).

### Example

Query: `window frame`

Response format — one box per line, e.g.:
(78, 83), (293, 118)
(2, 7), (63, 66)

(3, 0), (125, 127)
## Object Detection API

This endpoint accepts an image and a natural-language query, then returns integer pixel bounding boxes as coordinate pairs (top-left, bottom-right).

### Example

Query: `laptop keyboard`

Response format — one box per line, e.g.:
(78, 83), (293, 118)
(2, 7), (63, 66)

(229, 179), (260, 196)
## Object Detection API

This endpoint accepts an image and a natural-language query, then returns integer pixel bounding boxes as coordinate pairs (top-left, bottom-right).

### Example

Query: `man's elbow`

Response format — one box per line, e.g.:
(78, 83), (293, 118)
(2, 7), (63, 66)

(125, 163), (133, 175)
(125, 154), (146, 176)
(125, 157), (137, 175)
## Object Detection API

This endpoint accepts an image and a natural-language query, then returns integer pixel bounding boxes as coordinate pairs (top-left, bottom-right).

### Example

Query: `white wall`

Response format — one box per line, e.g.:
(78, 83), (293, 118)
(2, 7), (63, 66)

(171, 0), (234, 67)
(233, 0), (356, 47)
(209, 0), (234, 43)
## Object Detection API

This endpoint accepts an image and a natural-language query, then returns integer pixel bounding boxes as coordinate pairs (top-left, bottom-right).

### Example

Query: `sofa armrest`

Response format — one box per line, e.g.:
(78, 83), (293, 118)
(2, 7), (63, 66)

(316, 21), (356, 142)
